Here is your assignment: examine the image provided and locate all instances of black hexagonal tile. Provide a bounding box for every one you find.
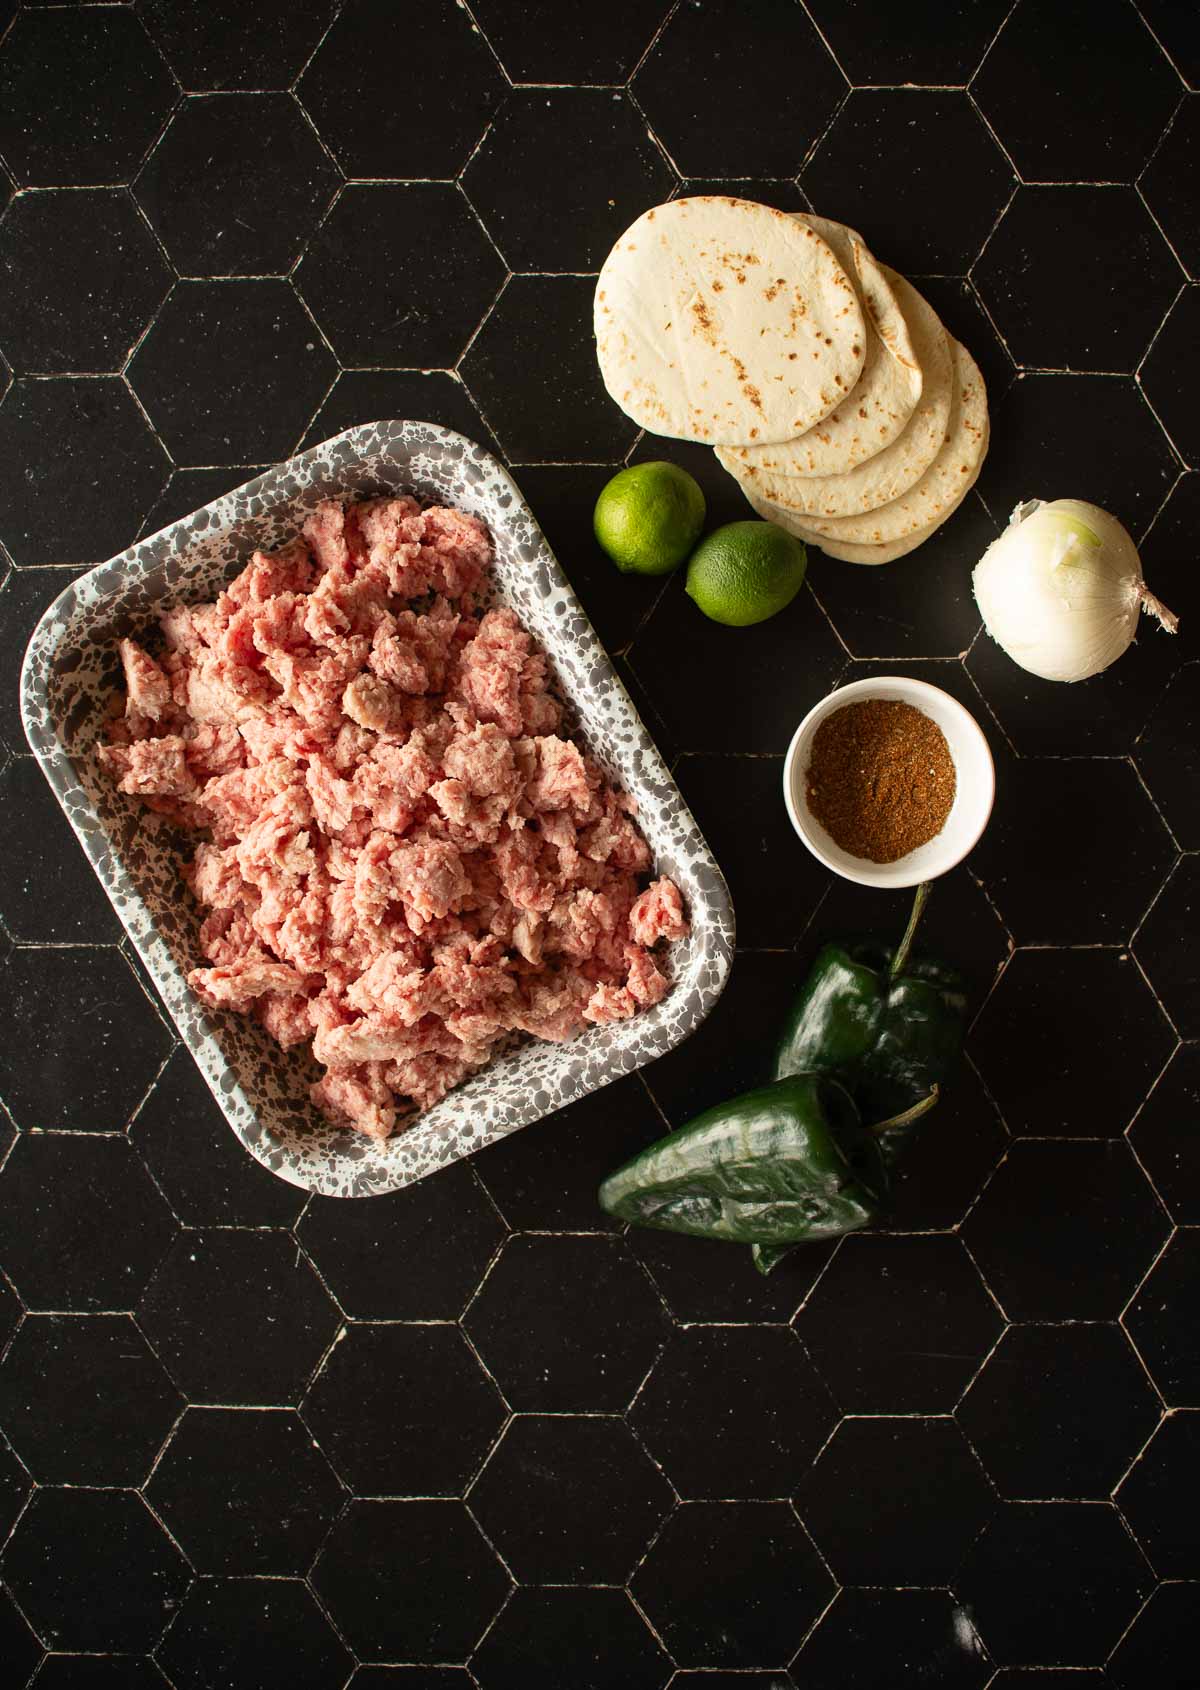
[313,1499,509,1663]
[297,1162,504,1321]
[352,1674,472,1690]
[500,463,664,654]
[137,1229,340,1405]
[0,581,80,746]
[127,280,335,464]
[798,1416,993,1585]
[473,1073,662,1233]
[0,190,171,375]
[910,273,1016,405]
[130,1048,305,1228]
[805,827,1011,1004]
[0,1134,176,1313]
[802,91,1013,276]
[955,1500,1152,1667]
[633,0,843,178]
[1130,1045,1200,1224]
[33,1658,170,1689]
[1142,284,1200,467]
[0,761,122,944]
[871,1059,1008,1234]
[302,1322,504,1497]
[0,946,171,1132]
[1116,1408,1198,1575]
[467,1414,672,1583]
[959,1323,1160,1501]
[140,465,266,540]
[987,1674,1104,1690]
[630,579,845,755]
[300,369,501,457]
[795,1234,1002,1413]
[971,950,1176,1138]
[810,0,1009,83]
[145,1407,344,1575]
[135,93,336,278]
[642,951,813,1129]
[0,378,168,566]
[808,497,992,660]
[470,0,667,84]
[0,1314,182,1486]
[461,275,636,464]
[1136,663,1200,849]
[296,185,504,370]
[793,1589,989,1690]
[463,1234,669,1412]
[630,1225,835,1327]
[297,0,503,179]
[1141,464,1200,637]
[631,1326,836,1501]
[473,1587,668,1690]
[972,0,1182,183]
[2,1488,188,1653]
[0,1434,30,1545]
[632,1501,834,1669]
[975,187,1182,372]
[977,375,1178,541]
[1140,94,1200,278]
[1142,0,1200,82]
[0,1585,40,1690]
[1124,1229,1200,1405]
[963,1141,1170,1321]
[0,9,176,188]
[966,615,1182,762]
[1135,855,1200,1038]
[1107,1581,1198,1690]
[156,1578,353,1690]
[138,0,337,92]
[465,90,672,274]
[673,755,826,949]
[973,767,1176,948]
[667,1676,794,1690]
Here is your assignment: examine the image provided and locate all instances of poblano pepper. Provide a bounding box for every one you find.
[773,881,968,1151]
[598,1073,937,1250]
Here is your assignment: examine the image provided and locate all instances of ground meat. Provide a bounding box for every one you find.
[100,496,688,1140]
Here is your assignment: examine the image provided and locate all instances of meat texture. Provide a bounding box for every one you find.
[99,497,688,1140]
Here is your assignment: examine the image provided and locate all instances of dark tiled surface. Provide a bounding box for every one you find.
[0,5,1195,1684]
[134,93,337,278]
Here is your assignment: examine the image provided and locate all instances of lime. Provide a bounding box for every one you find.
[593,461,706,576]
[685,520,808,627]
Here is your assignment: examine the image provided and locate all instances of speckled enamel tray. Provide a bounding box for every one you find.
[20,422,735,1197]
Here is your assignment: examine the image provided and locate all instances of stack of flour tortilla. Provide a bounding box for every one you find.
[594,197,989,565]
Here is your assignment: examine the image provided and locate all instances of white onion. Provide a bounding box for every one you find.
[972,498,1178,683]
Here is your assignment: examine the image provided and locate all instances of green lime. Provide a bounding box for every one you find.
[593,461,706,576]
[685,520,808,627]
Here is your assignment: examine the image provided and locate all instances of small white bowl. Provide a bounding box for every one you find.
[782,676,995,889]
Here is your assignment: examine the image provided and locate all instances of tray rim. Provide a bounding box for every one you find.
[19,420,735,1195]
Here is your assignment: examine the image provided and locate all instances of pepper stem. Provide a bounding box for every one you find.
[890,881,932,979]
[869,1084,939,1135]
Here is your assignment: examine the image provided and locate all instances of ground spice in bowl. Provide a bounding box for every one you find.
[806,697,956,864]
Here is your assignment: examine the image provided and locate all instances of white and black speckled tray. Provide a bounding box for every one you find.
[20,421,735,1198]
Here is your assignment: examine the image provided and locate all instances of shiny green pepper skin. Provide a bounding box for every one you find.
[598,1074,888,1246]
[774,902,967,1148]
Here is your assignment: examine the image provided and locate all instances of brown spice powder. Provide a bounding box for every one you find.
[806,698,956,864]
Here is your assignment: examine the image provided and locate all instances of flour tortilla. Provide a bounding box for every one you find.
[796,340,988,544]
[721,215,922,477]
[594,197,866,447]
[716,271,952,516]
[744,463,981,564]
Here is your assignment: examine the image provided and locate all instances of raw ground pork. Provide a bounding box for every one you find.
[99,496,688,1141]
